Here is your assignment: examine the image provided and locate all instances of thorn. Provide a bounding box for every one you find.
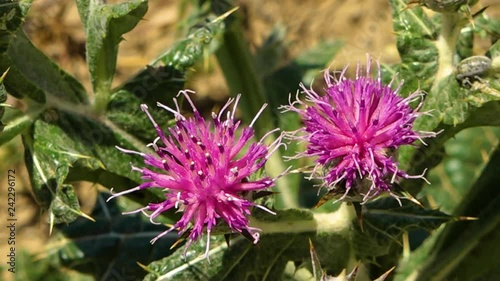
[213,6,239,23]
[309,240,326,280]
[224,234,231,247]
[0,67,10,81]
[308,238,314,250]
[461,4,475,29]
[49,212,55,235]
[404,192,424,208]
[472,6,489,19]
[241,228,257,243]
[374,266,396,281]
[79,211,96,222]
[353,202,364,232]
[393,183,424,207]
[314,190,337,208]
[136,262,153,273]
[456,216,479,221]
[170,238,185,250]
[68,208,96,222]
[346,262,361,279]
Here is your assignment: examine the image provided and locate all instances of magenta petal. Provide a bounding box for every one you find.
[283,57,437,202]
[109,92,280,252]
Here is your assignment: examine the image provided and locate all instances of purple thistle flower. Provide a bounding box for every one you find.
[107,90,282,256]
[282,58,437,202]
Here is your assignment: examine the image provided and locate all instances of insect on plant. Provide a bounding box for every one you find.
[456,55,492,81]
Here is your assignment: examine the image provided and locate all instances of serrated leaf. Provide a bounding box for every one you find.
[146,233,351,281]
[144,235,228,281]
[22,107,180,225]
[0,29,88,104]
[17,0,32,16]
[397,143,500,281]
[389,0,439,94]
[22,108,145,224]
[81,0,147,104]
[397,26,500,196]
[423,127,500,213]
[393,231,436,281]
[75,0,90,28]
[426,75,470,125]
[155,12,226,70]
[309,240,325,281]
[107,66,184,142]
[48,184,84,226]
[23,118,98,223]
[43,193,177,280]
[107,12,229,141]
[353,198,453,260]
[145,208,354,280]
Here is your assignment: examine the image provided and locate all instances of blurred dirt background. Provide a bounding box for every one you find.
[0,0,498,280]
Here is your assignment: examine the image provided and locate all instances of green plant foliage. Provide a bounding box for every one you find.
[0,0,23,54]
[353,198,454,260]
[22,108,142,224]
[390,0,439,95]
[0,0,498,280]
[395,143,500,281]
[423,127,500,213]
[45,193,178,280]
[78,0,148,100]
[0,106,34,145]
[0,29,88,104]
[388,0,500,197]
[107,14,227,141]
[13,250,94,281]
[0,68,7,132]
[144,208,352,281]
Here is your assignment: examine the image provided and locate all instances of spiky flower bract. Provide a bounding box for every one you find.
[282,58,437,202]
[108,90,282,256]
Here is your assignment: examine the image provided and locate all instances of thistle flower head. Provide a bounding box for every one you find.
[108,90,282,256]
[282,58,437,202]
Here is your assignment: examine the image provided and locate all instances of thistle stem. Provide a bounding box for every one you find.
[249,203,356,235]
[434,14,462,83]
